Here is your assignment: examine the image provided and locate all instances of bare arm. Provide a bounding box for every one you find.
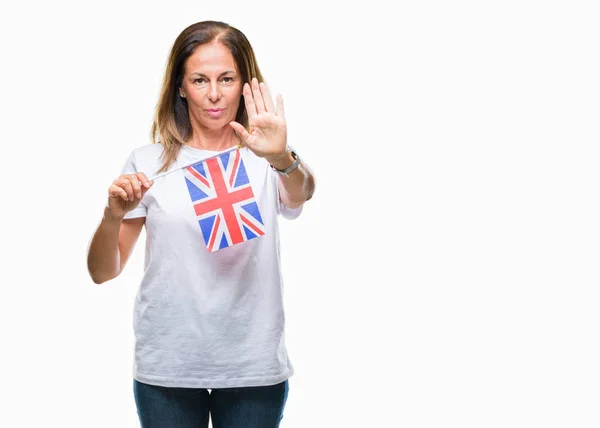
[87,171,153,284]
[229,79,316,209]
[270,152,316,209]
[87,211,145,284]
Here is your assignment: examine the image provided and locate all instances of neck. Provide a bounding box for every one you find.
[186,123,239,151]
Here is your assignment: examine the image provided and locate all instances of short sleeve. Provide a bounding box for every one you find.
[120,150,148,219]
[272,169,303,220]
[279,201,303,220]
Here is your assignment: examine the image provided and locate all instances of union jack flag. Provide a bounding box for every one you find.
[183,149,266,252]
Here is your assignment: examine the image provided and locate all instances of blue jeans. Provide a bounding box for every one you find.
[133,378,289,428]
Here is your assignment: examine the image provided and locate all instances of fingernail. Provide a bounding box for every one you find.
[144,181,150,187]
[137,193,142,198]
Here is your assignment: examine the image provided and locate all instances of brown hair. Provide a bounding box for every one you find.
[151,21,265,173]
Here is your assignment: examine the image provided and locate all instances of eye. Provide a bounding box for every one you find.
[194,78,206,84]
[222,77,234,83]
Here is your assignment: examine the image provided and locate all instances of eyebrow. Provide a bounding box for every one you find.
[190,70,236,77]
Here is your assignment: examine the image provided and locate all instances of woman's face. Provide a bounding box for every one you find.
[180,41,243,130]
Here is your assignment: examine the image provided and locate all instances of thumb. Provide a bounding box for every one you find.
[229,122,253,147]
[140,180,154,197]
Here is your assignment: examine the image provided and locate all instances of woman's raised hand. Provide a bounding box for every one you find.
[229,77,288,162]
[106,172,153,219]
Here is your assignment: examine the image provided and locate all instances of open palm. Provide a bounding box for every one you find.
[229,78,287,160]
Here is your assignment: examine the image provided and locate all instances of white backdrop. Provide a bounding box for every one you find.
[1,0,599,427]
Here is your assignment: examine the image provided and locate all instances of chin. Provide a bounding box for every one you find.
[200,121,224,131]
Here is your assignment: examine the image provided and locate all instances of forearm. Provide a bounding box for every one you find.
[269,152,316,209]
[87,208,123,284]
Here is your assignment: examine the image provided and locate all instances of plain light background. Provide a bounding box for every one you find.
[1,0,598,426]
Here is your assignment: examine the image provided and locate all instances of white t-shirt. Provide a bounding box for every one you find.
[119,143,302,388]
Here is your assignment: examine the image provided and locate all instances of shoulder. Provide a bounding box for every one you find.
[121,143,166,177]
[129,143,165,160]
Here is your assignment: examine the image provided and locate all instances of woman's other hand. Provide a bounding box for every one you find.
[106,172,153,219]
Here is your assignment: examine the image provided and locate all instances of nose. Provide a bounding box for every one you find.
[207,82,221,102]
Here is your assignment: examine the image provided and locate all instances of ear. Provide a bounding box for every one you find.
[179,87,186,98]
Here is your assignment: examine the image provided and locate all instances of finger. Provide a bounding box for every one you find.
[140,182,153,197]
[126,175,143,199]
[136,172,153,188]
[118,177,134,201]
[259,82,274,113]
[243,83,257,118]
[251,78,266,114]
[276,94,285,119]
[109,184,129,201]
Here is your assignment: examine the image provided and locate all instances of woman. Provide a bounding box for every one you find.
[87,20,315,428]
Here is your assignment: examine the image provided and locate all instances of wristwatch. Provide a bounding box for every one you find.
[270,148,301,177]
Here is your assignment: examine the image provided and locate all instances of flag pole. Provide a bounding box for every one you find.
[149,144,243,182]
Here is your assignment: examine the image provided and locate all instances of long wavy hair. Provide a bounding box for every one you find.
[151,21,265,173]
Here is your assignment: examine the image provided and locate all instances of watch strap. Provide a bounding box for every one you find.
[270,149,301,177]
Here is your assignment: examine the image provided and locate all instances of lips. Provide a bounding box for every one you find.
[206,108,224,118]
